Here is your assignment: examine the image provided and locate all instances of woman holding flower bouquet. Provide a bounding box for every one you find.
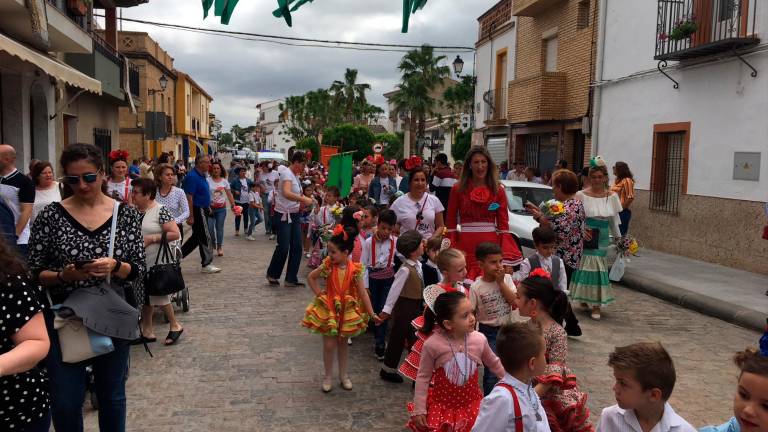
[445,146,523,283]
[568,157,622,320]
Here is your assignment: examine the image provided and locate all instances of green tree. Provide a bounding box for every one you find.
[330,68,371,123]
[281,89,339,142]
[392,45,450,155]
[229,124,245,143]
[451,128,471,162]
[296,136,320,161]
[376,133,403,161]
[219,132,234,148]
[322,124,375,161]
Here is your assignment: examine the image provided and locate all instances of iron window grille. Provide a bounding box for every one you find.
[93,128,112,167]
[650,132,685,213]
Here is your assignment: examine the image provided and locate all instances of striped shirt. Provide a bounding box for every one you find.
[611,178,635,209]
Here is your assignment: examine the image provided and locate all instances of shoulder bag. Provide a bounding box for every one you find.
[146,230,185,296]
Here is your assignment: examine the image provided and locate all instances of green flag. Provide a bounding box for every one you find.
[327,153,353,198]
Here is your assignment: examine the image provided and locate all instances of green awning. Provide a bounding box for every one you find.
[201,0,427,32]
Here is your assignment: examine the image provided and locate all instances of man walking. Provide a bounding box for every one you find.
[0,144,35,257]
[181,154,221,273]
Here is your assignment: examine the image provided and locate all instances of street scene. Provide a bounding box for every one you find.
[1,1,767,432]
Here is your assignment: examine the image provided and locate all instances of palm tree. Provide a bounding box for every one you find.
[393,45,450,155]
[330,68,371,123]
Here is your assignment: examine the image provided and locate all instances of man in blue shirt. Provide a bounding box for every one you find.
[181,154,220,273]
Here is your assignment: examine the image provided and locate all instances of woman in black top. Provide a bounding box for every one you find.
[0,239,50,431]
[28,144,145,432]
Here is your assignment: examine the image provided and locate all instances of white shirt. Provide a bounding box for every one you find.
[260,170,279,194]
[313,205,336,227]
[31,183,61,225]
[236,178,250,203]
[274,165,301,214]
[515,253,569,293]
[472,373,551,432]
[360,234,397,288]
[382,259,422,315]
[469,274,521,327]
[247,191,261,207]
[106,178,131,202]
[389,193,444,240]
[506,171,527,182]
[596,403,697,432]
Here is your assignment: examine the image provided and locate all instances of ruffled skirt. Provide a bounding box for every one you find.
[406,368,482,432]
[300,293,369,338]
[537,368,593,432]
[569,254,614,306]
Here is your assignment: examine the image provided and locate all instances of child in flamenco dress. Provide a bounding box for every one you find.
[407,291,506,432]
[399,247,469,381]
[515,269,593,432]
[300,224,376,393]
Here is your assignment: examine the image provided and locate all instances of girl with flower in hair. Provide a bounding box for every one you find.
[106,150,132,205]
[300,223,375,393]
[445,146,523,283]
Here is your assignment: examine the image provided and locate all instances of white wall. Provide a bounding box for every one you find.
[474,21,516,129]
[597,0,768,202]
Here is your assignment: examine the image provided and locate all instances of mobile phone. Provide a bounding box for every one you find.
[74,259,94,269]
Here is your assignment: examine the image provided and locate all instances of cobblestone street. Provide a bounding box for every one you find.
[84,225,760,431]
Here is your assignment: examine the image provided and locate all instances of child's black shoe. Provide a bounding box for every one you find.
[379,369,404,383]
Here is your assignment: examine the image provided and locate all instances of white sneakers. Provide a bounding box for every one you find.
[246,235,256,241]
[201,265,221,274]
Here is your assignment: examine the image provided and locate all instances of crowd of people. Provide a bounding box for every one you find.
[0,140,765,432]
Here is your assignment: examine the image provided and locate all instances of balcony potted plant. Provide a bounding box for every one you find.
[67,0,89,16]
[668,15,698,41]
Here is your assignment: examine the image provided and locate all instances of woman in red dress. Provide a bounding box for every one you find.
[445,146,523,283]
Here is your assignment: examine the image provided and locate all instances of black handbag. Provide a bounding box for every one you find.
[583,228,600,250]
[146,231,185,296]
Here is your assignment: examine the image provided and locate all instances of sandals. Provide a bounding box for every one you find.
[340,377,353,391]
[217,248,224,257]
[165,328,184,345]
[321,378,332,393]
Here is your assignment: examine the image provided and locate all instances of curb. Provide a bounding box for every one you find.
[620,272,765,333]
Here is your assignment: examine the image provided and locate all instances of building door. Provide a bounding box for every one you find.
[494,50,508,120]
[524,133,559,174]
[571,130,585,170]
[93,128,112,167]
[485,135,509,167]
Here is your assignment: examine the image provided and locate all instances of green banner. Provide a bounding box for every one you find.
[327,153,353,198]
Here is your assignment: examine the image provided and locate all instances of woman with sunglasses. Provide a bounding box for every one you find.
[389,166,445,241]
[27,144,145,432]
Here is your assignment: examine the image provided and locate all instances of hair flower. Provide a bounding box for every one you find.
[353,210,365,221]
[332,224,345,237]
[488,202,500,211]
[530,268,551,279]
[108,149,129,162]
[403,155,423,171]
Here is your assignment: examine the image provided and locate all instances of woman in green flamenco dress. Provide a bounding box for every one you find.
[569,157,622,320]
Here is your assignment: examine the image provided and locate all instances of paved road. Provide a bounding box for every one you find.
[83,223,759,431]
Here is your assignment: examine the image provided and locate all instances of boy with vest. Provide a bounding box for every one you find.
[515,226,567,293]
[360,209,398,361]
[375,230,425,383]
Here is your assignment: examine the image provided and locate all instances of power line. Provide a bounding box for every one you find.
[96,15,476,53]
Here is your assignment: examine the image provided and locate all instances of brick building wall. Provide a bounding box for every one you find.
[479,0,512,41]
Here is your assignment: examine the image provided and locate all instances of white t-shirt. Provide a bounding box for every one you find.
[469,274,524,327]
[248,191,261,207]
[207,177,230,209]
[260,171,279,195]
[390,193,444,239]
[106,179,131,202]
[236,178,250,203]
[274,165,301,214]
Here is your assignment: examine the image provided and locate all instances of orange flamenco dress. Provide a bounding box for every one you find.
[445,183,523,283]
[300,257,369,338]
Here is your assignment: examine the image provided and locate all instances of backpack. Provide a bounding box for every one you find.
[0,197,17,247]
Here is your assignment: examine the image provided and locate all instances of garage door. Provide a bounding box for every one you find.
[485,136,508,166]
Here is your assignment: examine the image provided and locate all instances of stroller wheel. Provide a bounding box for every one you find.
[181,287,190,312]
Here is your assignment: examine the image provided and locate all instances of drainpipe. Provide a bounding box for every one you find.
[591,0,609,157]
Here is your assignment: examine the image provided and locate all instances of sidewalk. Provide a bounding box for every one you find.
[620,249,768,332]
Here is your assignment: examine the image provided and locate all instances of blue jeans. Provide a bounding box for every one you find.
[368,276,393,348]
[234,202,250,233]
[44,310,130,432]
[267,212,302,283]
[247,207,262,235]
[261,193,273,234]
[479,323,500,396]
[207,207,227,248]
[618,208,632,237]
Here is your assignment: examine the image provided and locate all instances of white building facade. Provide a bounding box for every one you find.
[256,98,295,156]
[593,0,768,274]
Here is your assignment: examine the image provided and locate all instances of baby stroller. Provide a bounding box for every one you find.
[164,243,190,317]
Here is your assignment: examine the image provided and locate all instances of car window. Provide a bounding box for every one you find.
[505,187,554,212]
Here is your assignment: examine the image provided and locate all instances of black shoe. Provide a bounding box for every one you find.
[565,322,583,337]
[379,369,403,383]
[375,346,386,361]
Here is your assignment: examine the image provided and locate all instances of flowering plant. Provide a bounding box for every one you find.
[469,186,491,204]
[666,15,698,41]
[616,236,640,257]
[539,199,566,217]
[330,204,343,220]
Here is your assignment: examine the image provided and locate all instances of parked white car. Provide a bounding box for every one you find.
[501,180,554,249]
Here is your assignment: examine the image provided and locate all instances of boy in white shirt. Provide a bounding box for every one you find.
[360,209,398,361]
[597,342,696,432]
[470,242,525,396]
[516,226,568,293]
[245,183,263,240]
[472,322,550,432]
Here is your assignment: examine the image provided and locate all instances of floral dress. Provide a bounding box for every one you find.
[535,323,593,432]
[300,257,368,337]
[446,184,523,282]
[548,198,587,270]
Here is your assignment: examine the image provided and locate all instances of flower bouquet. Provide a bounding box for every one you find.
[616,236,640,257]
[539,199,566,217]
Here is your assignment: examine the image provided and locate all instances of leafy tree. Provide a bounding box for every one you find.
[442,75,475,135]
[281,89,339,142]
[451,128,471,162]
[330,68,371,123]
[376,133,403,161]
[296,136,320,161]
[392,45,450,155]
[219,132,234,148]
[322,124,375,161]
[230,124,245,143]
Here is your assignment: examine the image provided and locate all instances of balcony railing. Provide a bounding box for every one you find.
[128,62,140,98]
[482,88,508,123]
[46,0,89,31]
[655,0,760,61]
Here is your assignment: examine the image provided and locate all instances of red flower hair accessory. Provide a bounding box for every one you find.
[403,155,423,171]
[530,268,551,279]
[108,150,129,163]
[353,210,364,221]
[332,224,348,240]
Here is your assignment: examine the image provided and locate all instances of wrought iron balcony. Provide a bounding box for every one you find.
[655,0,760,61]
[482,88,508,124]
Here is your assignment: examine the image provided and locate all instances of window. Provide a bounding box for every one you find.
[544,37,558,72]
[186,95,190,116]
[577,0,590,29]
[650,123,690,213]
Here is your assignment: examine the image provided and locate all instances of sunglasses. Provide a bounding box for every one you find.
[414,202,424,222]
[63,172,100,185]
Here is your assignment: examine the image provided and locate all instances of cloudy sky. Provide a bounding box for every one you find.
[112,0,497,131]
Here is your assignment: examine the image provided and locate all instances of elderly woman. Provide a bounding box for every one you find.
[569,157,622,320]
[0,238,51,431]
[155,163,190,239]
[28,143,145,431]
[389,166,445,240]
[131,178,183,346]
[30,161,61,226]
[445,146,523,283]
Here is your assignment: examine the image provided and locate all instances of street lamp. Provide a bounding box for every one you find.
[452,55,464,77]
[158,74,168,91]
